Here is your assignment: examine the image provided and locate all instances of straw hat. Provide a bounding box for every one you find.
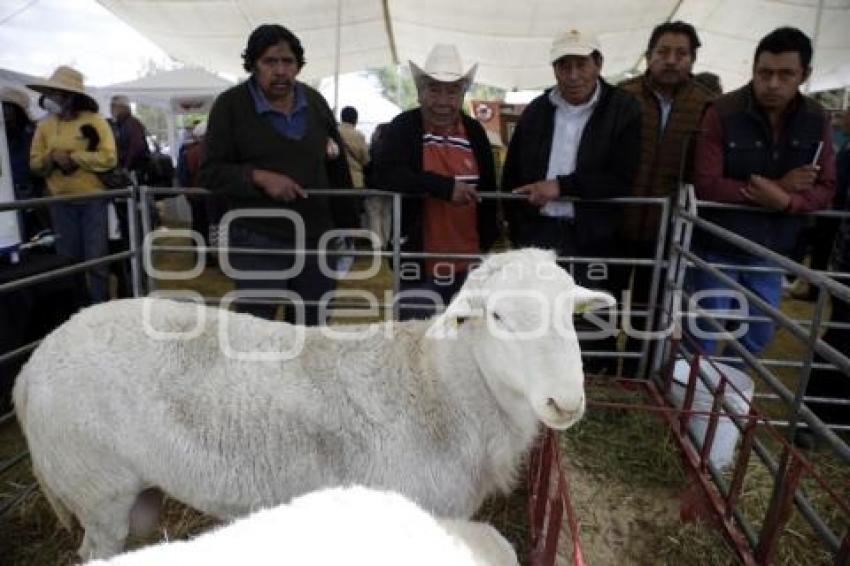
[28,65,92,99]
[550,29,602,63]
[410,44,477,86]
[0,86,32,118]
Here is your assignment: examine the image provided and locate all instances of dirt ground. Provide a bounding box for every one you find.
[558,459,681,565]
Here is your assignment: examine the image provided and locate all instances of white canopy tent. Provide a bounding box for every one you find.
[95,0,850,94]
[96,67,234,161]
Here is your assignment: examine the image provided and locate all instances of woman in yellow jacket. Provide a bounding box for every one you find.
[28,66,117,303]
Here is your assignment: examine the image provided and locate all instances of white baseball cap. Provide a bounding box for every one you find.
[550,29,602,63]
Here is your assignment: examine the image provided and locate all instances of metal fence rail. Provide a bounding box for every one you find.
[1,183,848,565]
[652,184,850,563]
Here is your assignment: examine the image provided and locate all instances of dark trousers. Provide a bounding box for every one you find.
[805,294,850,426]
[109,202,133,299]
[621,241,667,376]
[49,200,109,304]
[188,193,229,246]
[517,217,626,376]
[226,226,335,325]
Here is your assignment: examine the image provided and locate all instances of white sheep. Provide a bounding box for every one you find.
[86,485,518,566]
[13,248,614,559]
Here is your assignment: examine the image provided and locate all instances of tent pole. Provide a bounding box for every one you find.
[806,0,825,94]
[333,0,342,116]
[396,63,402,108]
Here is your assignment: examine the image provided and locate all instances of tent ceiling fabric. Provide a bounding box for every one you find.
[96,0,850,92]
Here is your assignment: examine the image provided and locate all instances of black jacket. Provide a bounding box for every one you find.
[368,108,501,270]
[200,81,358,241]
[502,80,642,251]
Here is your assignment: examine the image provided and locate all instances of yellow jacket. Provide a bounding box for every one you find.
[339,122,370,188]
[30,111,117,196]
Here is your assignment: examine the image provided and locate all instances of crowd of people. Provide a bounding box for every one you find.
[2,21,849,430]
[1,68,174,302]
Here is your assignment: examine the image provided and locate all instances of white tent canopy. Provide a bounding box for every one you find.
[95,0,850,93]
[96,67,234,160]
[95,67,233,112]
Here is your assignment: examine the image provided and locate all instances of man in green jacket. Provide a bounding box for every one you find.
[201,24,358,324]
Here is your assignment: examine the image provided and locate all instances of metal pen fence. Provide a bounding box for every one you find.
[1,181,849,564]
[651,183,850,563]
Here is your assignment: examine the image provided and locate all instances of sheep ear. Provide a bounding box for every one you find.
[426,292,483,338]
[573,286,616,313]
[441,291,482,324]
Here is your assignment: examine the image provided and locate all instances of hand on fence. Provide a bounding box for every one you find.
[513,179,560,207]
[776,165,819,194]
[252,169,308,202]
[451,181,480,205]
[742,175,792,211]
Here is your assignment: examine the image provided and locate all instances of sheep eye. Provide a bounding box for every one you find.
[491,312,502,322]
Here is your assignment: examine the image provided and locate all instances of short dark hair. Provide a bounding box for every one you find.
[694,71,722,95]
[754,27,813,70]
[242,24,306,73]
[590,51,603,66]
[70,93,99,114]
[340,106,358,125]
[647,21,702,58]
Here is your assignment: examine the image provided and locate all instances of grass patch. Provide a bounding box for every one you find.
[564,385,686,489]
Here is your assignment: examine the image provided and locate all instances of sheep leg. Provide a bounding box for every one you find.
[129,488,163,537]
[76,491,138,560]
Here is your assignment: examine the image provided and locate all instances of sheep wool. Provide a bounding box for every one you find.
[14,248,616,559]
[85,485,519,566]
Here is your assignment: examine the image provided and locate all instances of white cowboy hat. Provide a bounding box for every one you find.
[410,44,477,86]
[550,28,602,63]
[28,65,94,100]
[0,86,33,119]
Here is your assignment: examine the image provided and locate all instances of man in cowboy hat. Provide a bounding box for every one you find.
[369,44,500,318]
[502,29,642,374]
[28,65,116,304]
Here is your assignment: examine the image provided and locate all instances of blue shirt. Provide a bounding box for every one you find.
[247,78,308,140]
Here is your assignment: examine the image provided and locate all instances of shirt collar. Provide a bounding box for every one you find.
[248,77,307,115]
[423,114,464,136]
[549,81,601,112]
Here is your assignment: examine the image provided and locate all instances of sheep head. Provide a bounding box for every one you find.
[429,248,615,430]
